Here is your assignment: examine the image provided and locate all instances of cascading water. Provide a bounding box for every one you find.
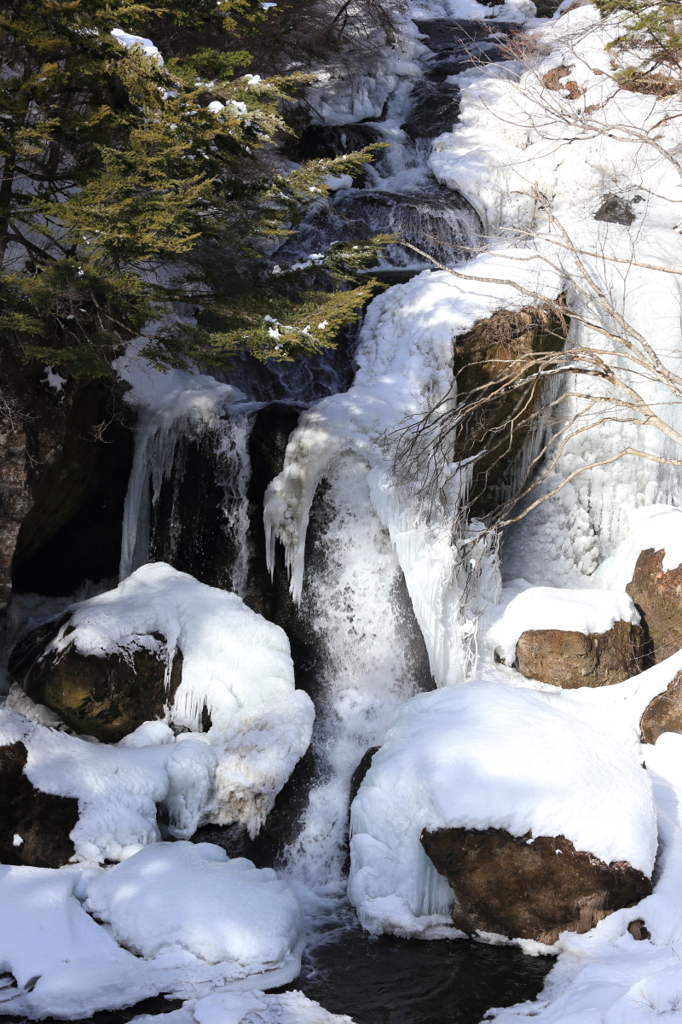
[109,15,557,1021]
[279,451,433,888]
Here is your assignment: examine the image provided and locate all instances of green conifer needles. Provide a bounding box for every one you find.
[0,0,388,380]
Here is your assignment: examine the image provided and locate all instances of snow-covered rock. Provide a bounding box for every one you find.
[83,842,303,967]
[11,563,314,837]
[0,708,216,863]
[131,989,355,1024]
[348,681,656,938]
[488,586,644,687]
[595,507,682,663]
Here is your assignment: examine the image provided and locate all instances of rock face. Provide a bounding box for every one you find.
[454,304,567,518]
[422,827,652,945]
[9,616,183,743]
[0,741,79,867]
[0,345,133,605]
[515,620,645,687]
[640,671,682,744]
[627,548,682,663]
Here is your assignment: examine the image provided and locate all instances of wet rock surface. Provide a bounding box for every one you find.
[422,826,652,944]
[0,343,133,607]
[401,80,460,140]
[0,741,78,868]
[9,617,183,742]
[627,548,682,663]
[640,670,682,744]
[515,619,646,687]
[415,19,517,82]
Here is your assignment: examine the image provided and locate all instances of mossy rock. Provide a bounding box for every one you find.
[9,615,182,743]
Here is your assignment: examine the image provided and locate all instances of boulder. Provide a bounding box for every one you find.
[422,826,651,945]
[640,671,682,744]
[627,548,682,663]
[9,615,183,743]
[0,741,79,867]
[515,619,646,688]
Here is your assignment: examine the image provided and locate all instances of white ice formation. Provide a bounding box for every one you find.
[40,563,314,838]
[264,252,562,689]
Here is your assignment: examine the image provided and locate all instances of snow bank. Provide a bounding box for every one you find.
[131,990,354,1024]
[0,709,215,863]
[593,505,682,591]
[265,253,561,686]
[44,563,314,837]
[84,842,302,967]
[348,680,656,937]
[0,848,305,1019]
[488,586,640,665]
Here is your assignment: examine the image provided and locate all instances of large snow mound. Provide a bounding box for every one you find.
[487,586,640,665]
[84,842,303,967]
[0,850,305,1019]
[593,505,682,591]
[44,563,314,836]
[348,681,656,937]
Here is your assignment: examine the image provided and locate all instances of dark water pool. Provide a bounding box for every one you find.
[283,919,555,1024]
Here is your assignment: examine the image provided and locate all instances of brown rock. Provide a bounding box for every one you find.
[515,619,646,688]
[627,548,682,663]
[0,741,79,867]
[640,670,682,744]
[422,826,651,945]
[9,617,183,743]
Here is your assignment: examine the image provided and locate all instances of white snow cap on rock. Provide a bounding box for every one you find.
[594,505,682,591]
[44,563,314,837]
[84,842,303,967]
[488,586,640,665]
[348,681,656,938]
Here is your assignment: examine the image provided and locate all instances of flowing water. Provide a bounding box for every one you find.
[30,15,557,1023]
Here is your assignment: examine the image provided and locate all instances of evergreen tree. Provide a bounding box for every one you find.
[0,0,387,381]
